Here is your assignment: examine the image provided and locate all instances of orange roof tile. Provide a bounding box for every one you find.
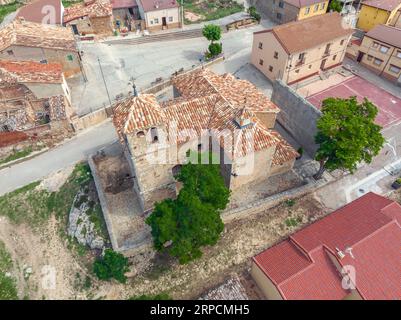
[64,0,113,23]
[0,61,63,84]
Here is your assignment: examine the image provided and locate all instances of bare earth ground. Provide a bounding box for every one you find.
[0,164,331,300]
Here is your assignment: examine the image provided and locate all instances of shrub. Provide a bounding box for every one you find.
[93,249,129,283]
[248,6,261,22]
[208,42,222,57]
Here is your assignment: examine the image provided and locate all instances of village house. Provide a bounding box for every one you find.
[0,60,74,133]
[347,24,401,85]
[0,18,82,78]
[251,12,353,85]
[256,0,328,24]
[136,0,181,32]
[251,192,401,300]
[16,0,64,25]
[356,0,401,32]
[63,0,114,37]
[111,0,144,32]
[112,68,298,212]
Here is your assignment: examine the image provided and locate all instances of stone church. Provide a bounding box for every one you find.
[112,69,298,212]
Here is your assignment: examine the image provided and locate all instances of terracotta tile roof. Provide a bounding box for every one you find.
[16,0,63,24]
[172,69,280,114]
[254,12,353,54]
[111,0,137,9]
[64,0,113,23]
[113,70,297,161]
[366,24,401,49]
[253,192,401,300]
[138,0,179,12]
[0,18,77,52]
[0,61,63,84]
[362,0,401,11]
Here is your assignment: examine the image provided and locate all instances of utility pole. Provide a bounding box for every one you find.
[181,0,184,30]
[97,57,112,107]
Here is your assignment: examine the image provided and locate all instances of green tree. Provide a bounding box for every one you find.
[202,24,222,42]
[146,153,230,264]
[93,249,129,283]
[202,24,223,58]
[314,97,385,179]
[248,6,261,22]
[329,0,342,12]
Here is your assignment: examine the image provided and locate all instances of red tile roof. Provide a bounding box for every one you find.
[254,12,353,54]
[253,192,401,300]
[16,0,63,24]
[111,0,137,9]
[64,0,112,23]
[0,61,63,84]
[112,69,298,161]
[363,0,401,11]
[138,0,179,12]
[366,24,401,49]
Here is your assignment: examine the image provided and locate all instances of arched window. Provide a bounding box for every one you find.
[151,127,158,143]
[197,143,202,152]
[136,131,145,138]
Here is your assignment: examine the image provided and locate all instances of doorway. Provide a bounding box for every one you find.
[71,24,79,35]
[162,17,167,27]
[320,59,327,70]
[357,51,364,62]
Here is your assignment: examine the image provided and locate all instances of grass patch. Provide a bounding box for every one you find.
[285,216,302,227]
[0,147,33,166]
[0,163,91,228]
[61,0,83,8]
[0,241,18,300]
[0,2,21,24]
[184,0,243,24]
[129,293,172,300]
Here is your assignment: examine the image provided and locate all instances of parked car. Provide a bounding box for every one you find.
[391,178,401,189]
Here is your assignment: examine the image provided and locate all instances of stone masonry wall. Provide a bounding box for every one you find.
[272,79,321,157]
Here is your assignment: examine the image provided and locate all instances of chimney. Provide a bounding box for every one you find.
[336,247,345,259]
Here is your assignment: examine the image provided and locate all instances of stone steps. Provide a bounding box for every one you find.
[103,28,205,46]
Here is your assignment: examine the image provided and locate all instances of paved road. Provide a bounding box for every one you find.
[0,120,117,196]
[68,19,276,115]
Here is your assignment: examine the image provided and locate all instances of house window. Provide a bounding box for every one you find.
[321,2,325,9]
[397,51,401,59]
[389,65,401,74]
[6,50,13,55]
[373,58,383,66]
[150,20,153,24]
[259,59,264,66]
[150,127,158,143]
[308,64,312,69]
[154,18,159,24]
[299,52,305,60]
[333,55,337,60]
[295,69,300,73]
[340,39,345,46]
[277,12,282,20]
[67,54,73,61]
[367,55,373,61]
[372,42,380,49]
[314,4,319,11]
[269,65,273,72]
[169,16,173,22]
[40,59,48,64]
[279,1,284,8]
[258,42,263,49]
[274,51,278,59]
[136,131,145,138]
[305,7,310,14]
[379,45,389,53]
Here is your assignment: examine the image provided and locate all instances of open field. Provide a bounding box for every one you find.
[184,0,244,24]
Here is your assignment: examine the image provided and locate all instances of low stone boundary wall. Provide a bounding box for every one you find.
[221,178,327,224]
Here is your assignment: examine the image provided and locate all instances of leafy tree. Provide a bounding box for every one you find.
[314,97,384,179]
[329,0,342,12]
[146,152,230,264]
[248,6,261,22]
[202,24,223,58]
[202,24,222,43]
[93,249,129,283]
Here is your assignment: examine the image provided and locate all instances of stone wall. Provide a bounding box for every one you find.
[272,79,321,157]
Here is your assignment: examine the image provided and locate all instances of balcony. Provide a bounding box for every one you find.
[295,58,305,66]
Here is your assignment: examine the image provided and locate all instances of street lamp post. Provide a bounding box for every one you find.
[181,0,184,30]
